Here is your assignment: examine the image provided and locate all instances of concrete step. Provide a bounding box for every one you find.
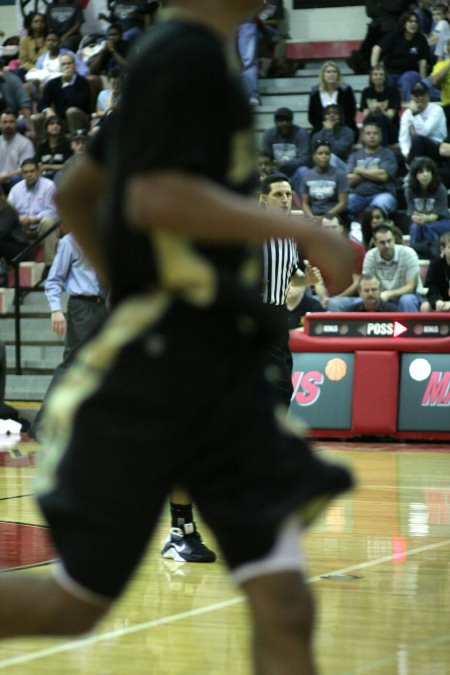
[6,344,64,370]
[5,374,53,402]
[1,317,65,344]
[260,93,311,108]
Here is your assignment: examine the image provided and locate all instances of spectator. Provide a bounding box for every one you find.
[88,24,129,76]
[405,157,450,255]
[360,64,401,146]
[45,0,84,52]
[362,224,425,310]
[421,231,450,311]
[311,104,354,170]
[0,185,28,283]
[17,13,48,78]
[237,18,260,105]
[98,0,147,43]
[433,5,450,60]
[414,0,433,36]
[55,129,88,184]
[35,115,73,180]
[308,60,358,140]
[256,0,285,74]
[317,215,365,311]
[7,158,59,267]
[29,231,107,441]
[261,107,311,196]
[33,53,91,141]
[0,58,33,134]
[352,273,398,311]
[430,36,450,126]
[256,150,273,182]
[95,68,122,117]
[398,82,447,165]
[427,3,450,60]
[0,111,35,193]
[360,204,403,248]
[371,11,429,101]
[300,139,349,219]
[286,283,324,329]
[346,0,410,74]
[347,121,398,219]
[25,31,88,87]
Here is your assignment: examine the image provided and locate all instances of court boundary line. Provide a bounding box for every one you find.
[0,537,449,669]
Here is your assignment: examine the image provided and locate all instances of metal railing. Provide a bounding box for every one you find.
[11,222,60,375]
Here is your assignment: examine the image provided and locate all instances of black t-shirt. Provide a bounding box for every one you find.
[35,139,73,178]
[380,31,429,74]
[110,0,147,31]
[46,1,83,36]
[103,20,257,306]
[360,85,401,115]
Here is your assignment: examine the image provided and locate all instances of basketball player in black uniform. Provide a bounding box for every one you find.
[0,2,355,672]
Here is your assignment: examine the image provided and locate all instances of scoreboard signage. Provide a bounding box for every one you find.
[289,352,354,429]
[398,354,450,431]
[306,317,450,339]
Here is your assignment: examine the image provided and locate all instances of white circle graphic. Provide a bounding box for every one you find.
[409,358,431,382]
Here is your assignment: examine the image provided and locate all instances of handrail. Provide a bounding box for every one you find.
[11,221,60,375]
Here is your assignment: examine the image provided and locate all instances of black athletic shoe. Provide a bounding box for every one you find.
[161,526,217,563]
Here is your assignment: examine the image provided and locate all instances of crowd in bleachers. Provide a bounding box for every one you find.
[251,0,450,317]
[0,0,449,317]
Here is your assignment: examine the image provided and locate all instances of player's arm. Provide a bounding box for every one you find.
[55,155,107,282]
[126,171,354,295]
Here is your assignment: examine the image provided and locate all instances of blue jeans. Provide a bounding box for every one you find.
[389,72,421,102]
[410,219,450,245]
[237,22,259,101]
[327,297,359,312]
[396,294,422,312]
[348,192,397,218]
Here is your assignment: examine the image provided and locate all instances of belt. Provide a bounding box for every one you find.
[70,295,105,304]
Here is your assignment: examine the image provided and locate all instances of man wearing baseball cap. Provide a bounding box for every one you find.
[261,107,312,197]
[399,81,447,164]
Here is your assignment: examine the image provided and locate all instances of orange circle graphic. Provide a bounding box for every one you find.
[325,357,347,381]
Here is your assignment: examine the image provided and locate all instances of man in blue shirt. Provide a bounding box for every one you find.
[7,158,59,266]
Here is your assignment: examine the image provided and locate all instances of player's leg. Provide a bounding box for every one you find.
[0,574,109,638]
[232,517,316,675]
[161,486,216,563]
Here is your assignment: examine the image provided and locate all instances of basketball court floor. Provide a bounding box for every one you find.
[0,438,449,674]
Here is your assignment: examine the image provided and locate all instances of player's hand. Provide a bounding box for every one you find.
[436,300,450,311]
[51,311,67,336]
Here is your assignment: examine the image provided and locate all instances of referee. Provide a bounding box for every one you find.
[260,173,321,406]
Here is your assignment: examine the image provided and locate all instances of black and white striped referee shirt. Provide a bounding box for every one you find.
[262,237,300,306]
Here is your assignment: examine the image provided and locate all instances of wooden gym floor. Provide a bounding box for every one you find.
[0,438,449,674]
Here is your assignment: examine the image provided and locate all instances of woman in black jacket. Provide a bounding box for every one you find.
[308,60,358,141]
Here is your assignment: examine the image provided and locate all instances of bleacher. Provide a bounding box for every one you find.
[0,33,438,410]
